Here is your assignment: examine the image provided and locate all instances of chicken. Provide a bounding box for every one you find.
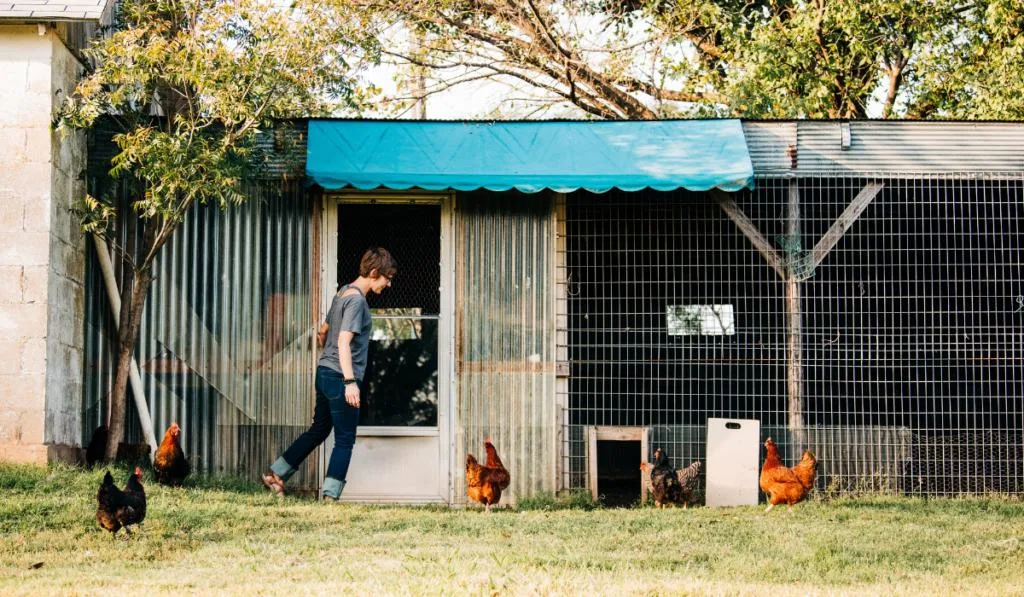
[484,439,510,491]
[641,459,703,508]
[119,467,147,532]
[153,422,190,486]
[466,439,510,511]
[675,461,703,508]
[86,425,148,466]
[759,437,814,513]
[96,470,124,535]
[96,467,147,537]
[793,449,818,493]
[85,424,108,468]
[648,447,682,508]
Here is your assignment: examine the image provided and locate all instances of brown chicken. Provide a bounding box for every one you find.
[466,439,510,511]
[793,449,818,493]
[484,439,511,491]
[641,459,703,507]
[96,467,147,537]
[759,437,815,513]
[154,422,190,487]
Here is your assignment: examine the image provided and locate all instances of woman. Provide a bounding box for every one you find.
[262,247,396,500]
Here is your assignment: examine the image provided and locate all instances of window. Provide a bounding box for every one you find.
[666,304,736,336]
[338,202,441,427]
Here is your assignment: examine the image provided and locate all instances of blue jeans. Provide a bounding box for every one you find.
[270,366,361,499]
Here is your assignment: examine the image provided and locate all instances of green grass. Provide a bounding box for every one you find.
[2,463,1023,595]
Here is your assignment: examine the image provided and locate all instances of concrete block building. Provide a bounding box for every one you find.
[0,1,112,463]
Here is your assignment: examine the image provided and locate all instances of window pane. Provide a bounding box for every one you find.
[360,316,438,427]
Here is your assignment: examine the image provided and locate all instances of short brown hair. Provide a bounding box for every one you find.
[359,247,397,278]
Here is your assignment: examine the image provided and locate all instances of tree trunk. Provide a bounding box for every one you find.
[103,265,154,462]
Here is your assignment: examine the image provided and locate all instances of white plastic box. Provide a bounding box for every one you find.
[705,418,760,506]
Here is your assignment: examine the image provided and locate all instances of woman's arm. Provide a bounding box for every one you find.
[338,330,359,408]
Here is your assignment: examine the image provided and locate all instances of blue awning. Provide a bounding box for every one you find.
[306,119,754,194]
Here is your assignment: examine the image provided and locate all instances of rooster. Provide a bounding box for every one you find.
[759,437,815,513]
[96,467,147,537]
[648,448,682,508]
[641,460,703,508]
[466,438,510,511]
[154,422,190,487]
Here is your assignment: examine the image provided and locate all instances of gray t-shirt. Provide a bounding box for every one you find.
[318,284,372,379]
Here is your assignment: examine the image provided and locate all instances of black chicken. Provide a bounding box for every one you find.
[85,425,107,468]
[95,467,147,537]
[649,447,682,508]
[96,470,123,534]
[120,466,147,531]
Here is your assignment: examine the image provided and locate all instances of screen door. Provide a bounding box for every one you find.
[320,194,452,503]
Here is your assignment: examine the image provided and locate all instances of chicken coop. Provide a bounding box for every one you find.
[82,119,1024,505]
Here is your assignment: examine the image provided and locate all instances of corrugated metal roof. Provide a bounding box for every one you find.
[95,118,1024,182]
[254,123,306,180]
[0,0,110,21]
[793,121,1024,176]
[742,121,796,174]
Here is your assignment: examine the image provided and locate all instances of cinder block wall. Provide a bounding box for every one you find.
[0,25,85,464]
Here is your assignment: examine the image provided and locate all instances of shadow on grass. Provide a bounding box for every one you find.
[0,461,269,498]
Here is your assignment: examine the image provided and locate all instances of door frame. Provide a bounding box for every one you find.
[320,190,456,502]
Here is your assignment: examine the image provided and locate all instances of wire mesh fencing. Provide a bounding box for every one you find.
[561,174,1024,498]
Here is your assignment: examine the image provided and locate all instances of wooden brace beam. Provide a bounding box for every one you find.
[712,190,786,280]
[809,182,885,269]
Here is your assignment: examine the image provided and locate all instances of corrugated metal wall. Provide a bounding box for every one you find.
[743,120,1024,176]
[82,181,320,488]
[455,191,557,503]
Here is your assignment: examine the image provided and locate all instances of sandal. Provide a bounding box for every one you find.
[261,470,285,496]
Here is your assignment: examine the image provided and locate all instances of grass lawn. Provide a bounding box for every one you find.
[1,463,1023,595]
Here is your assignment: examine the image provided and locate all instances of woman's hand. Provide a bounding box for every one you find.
[345,382,360,408]
[316,322,329,349]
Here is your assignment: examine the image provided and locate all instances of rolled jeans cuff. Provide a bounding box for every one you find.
[270,457,297,482]
[323,477,346,500]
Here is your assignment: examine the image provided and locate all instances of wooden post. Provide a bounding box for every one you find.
[554,193,569,491]
[640,427,650,505]
[714,182,884,451]
[786,181,805,448]
[587,426,598,501]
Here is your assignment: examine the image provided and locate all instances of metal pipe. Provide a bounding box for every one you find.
[91,233,158,462]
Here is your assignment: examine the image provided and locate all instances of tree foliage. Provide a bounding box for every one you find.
[57,0,375,461]
[349,0,1024,119]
